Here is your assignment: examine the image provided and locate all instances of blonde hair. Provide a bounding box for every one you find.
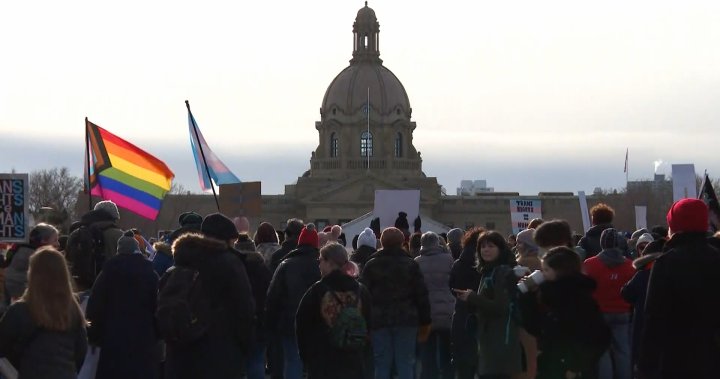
[22,247,85,331]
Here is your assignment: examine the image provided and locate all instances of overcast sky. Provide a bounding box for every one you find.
[2,0,719,195]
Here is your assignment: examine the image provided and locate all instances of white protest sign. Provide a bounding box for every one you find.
[373,190,421,231]
[635,206,648,230]
[510,199,542,234]
[578,191,591,233]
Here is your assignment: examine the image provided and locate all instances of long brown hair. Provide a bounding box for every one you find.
[21,247,85,331]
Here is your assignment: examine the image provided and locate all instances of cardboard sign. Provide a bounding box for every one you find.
[635,206,648,230]
[218,182,262,218]
[510,199,542,234]
[0,174,29,243]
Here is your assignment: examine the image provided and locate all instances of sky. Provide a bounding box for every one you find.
[2,0,720,195]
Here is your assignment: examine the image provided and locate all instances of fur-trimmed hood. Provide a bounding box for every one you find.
[153,241,173,258]
[172,232,231,267]
[632,252,663,270]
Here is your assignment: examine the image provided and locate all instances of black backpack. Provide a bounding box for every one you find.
[156,265,213,344]
[66,225,107,287]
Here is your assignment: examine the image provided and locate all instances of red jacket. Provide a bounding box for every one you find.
[583,255,635,313]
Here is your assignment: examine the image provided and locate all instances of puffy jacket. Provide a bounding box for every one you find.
[360,247,431,330]
[415,245,455,330]
[639,232,720,379]
[0,301,87,379]
[265,244,321,336]
[583,255,634,313]
[270,238,298,273]
[164,233,256,379]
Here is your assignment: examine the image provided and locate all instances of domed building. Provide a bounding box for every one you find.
[262,2,444,227]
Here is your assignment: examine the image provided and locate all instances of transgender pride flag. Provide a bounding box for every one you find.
[186,101,241,192]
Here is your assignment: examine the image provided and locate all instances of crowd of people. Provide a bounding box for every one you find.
[1,198,719,379]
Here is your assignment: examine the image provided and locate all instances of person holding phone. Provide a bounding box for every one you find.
[454,231,522,379]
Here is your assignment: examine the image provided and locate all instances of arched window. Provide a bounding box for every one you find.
[330,133,338,158]
[361,131,373,157]
[395,133,403,157]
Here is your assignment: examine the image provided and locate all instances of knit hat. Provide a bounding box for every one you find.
[298,223,319,248]
[600,228,622,249]
[516,228,538,249]
[667,198,709,233]
[94,200,120,220]
[202,213,240,241]
[631,228,649,241]
[357,228,377,249]
[447,228,463,245]
[380,227,405,250]
[643,239,666,255]
[117,230,140,255]
[178,211,203,227]
[235,233,257,251]
[330,225,343,239]
[636,233,654,246]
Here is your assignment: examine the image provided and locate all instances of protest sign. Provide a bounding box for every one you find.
[672,164,697,201]
[510,199,542,234]
[0,173,29,243]
[373,190,420,230]
[578,191,591,232]
[635,206,648,230]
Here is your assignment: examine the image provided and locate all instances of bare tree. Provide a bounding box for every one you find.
[29,167,83,231]
[169,182,191,195]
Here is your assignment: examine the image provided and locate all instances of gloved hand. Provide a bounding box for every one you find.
[417,324,432,343]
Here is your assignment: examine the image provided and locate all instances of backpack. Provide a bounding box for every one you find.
[326,287,368,352]
[67,225,107,287]
[156,265,213,344]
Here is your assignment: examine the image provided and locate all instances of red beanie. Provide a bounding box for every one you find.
[297,224,319,248]
[667,198,708,233]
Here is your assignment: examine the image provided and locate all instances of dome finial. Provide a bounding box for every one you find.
[365,1,368,6]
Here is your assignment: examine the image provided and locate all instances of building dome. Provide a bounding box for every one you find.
[321,2,410,118]
[322,63,411,117]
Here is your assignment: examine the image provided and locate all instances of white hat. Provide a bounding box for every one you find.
[637,233,654,246]
[94,200,120,220]
[357,228,377,249]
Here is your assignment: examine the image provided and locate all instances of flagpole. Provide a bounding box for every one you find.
[185,100,221,213]
[367,87,370,173]
[85,117,93,212]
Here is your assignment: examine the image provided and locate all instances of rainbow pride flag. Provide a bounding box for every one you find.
[86,120,174,220]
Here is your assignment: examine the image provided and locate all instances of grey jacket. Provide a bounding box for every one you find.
[4,245,35,299]
[415,246,455,330]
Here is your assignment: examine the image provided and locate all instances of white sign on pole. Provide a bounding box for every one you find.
[671,164,697,202]
[634,206,648,230]
[373,190,421,230]
[509,199,542,234]
[578,191,591,233]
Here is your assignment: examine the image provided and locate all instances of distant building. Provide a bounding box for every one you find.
[627,174,671,192]
[457,180,495,195]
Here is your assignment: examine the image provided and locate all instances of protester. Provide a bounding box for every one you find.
[65,201,124,289]
[515,228,541,271]
[255,222,280,267]
[4,223,60,304]
[627,228,649,258]
[446,228,464,260]
[86,230,160,379]
[360,227,431,379]
[621,238,665,374]
[522,247,610,379]
[235,231,272,379]
[408,232,422,257]
[583,228,634,379]
[0,247,87,379]
[448,227,484,379]
[415,232,455,379]
[533,219,587,259]
[296,243,372,379]
[507,234,517,249]
[454,231,523,379]
[350,227,377,273]
[639,199,720,378]
[270,218,304,272]
[634,233,653,257]
[527,218,544,229]
[162,213,255,379]
[579,203,627,258]
[266,224,322,379]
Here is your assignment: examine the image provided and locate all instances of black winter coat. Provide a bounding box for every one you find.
[620,252,662,367]
[235,250,272,344]
[86,252,160,379]
[525,274,610,379]
[0,301,87,379]
[164,234,256,379]
[296,270,372,379]
[359,247,431,330]
[578,224,628,258]
[350,245,376,273]
[449,244,481,364]
[270,238,298,273]
[266,244,321,336]
[639,232,720,379]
